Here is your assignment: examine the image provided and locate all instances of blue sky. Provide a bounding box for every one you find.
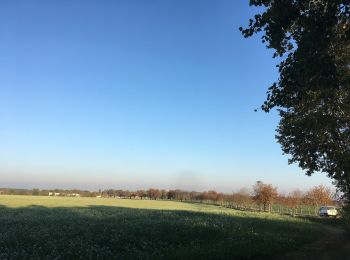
[0,0,333,192]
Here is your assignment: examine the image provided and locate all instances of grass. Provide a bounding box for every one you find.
[0,195,332,259]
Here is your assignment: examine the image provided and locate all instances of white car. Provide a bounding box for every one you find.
[319,206,338,217]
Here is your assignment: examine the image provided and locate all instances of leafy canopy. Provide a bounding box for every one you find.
[240,1,350,199]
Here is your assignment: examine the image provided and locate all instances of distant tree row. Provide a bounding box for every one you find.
[0,182,335,215]
[0,188,98,197]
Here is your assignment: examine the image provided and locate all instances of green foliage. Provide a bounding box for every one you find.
[340,204,350,227]
[241,1,350,202]
[0,196,324,259]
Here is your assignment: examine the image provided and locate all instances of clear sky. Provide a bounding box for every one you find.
[0,0,333,193]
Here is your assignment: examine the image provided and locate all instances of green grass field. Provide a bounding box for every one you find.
[0,195,329,259]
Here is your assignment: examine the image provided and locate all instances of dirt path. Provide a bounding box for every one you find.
[279,226,350,260]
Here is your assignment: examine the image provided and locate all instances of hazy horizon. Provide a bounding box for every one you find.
[1,167,333,194]
[1,0,333,193]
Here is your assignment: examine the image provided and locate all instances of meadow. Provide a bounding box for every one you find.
[0,195,334,259]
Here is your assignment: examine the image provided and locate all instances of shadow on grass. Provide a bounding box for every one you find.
[0,204,328,259]
[295,215,344,227]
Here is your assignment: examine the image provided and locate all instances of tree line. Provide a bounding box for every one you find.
[0,181,335,215]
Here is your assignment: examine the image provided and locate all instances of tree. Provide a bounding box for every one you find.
[160,189,168,200]
[32,188,40,196]
[232,188,252,209]
[306,185,333,214]
[167,190,176,200]
[105,189,115,197]
[206,190,219,202]
[136,190,147,199]
[147,188,161,200]
[253,181,278,212]
[174,190,190,201]
[241,1,350,203]
[286,189,303,215]
[189,191,201,201]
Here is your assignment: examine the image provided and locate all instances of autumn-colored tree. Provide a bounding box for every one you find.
[306,185,333,215]
[232,188,252,209]
[160,189,167,200]
[167,190,176,200]
[286,189,303,216]
[253,181,278,212]
[206,190,219,202]
[216,192,225,205]
[147,189,161,200]
[136,190,147,199]
[189,191,201,201]
[174,190,190,201]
